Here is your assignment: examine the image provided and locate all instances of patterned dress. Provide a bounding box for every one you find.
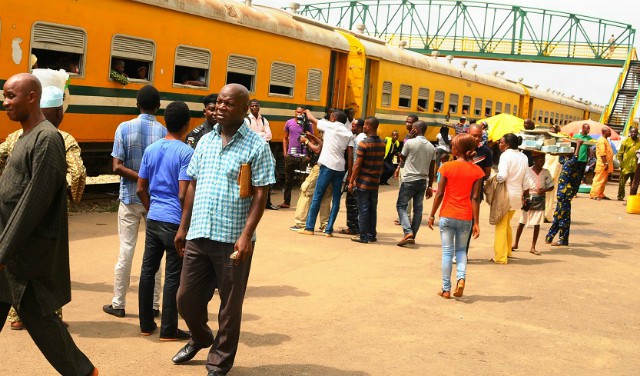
[545,156,581,245]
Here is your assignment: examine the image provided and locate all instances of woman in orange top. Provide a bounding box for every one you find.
[428,134,485,299]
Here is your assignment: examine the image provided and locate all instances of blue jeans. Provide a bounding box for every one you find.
[396,179,426,238]
[305,165,345,234]
[139,219,183,335]
[439,217,472,292]
[355,188,379,241]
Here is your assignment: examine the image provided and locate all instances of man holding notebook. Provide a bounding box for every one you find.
[171,84,275,376]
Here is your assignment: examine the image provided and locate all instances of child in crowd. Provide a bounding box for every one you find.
[513,152,554,255]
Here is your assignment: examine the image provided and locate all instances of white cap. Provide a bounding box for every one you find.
[41,86,64,108]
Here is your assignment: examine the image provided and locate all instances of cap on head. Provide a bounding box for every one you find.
[40,86,64,108]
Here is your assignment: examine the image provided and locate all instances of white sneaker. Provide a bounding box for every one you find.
[452,256,457,264]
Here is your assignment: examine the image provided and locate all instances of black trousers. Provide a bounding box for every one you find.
[176,238,253,374]
[0,283,94,376]
[139,219,183,335]
[345,190,359,233]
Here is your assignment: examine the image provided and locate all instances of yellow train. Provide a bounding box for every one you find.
[0,0,602,175]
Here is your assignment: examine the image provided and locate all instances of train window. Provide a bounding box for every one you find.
[306,69,322,101]
[474,98,482,117]
[434,91,445,113]
[381,81,392,107]
[555,113,560,124]
[449,94,459,113]
[417,88,429,111]
[111,35,155,83]
[485,100,493,117]
[173,46,210,88]
[505,103,511,114]
[550,112,555,124]
[227,55,257,92]
[462,96,471,115]
[538,111,543,123]
[495,102,503,115]
[533,110,538,121]
[399,84,412,108]
[513,105,518,116]
[31,22,86,76]
[269,62,295,97]
[544,111,549,124]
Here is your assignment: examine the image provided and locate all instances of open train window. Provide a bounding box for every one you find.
[174,45,210,89]
[434,91,444,113]
[462,96,471,115]
[381,81,392,107]
[31,22,86,76]
[537,111,543,123]
[449,94,459,114]
[306,69,322,101]
[495,102,503,115]
[485,100,493,117]
[474,98,482,117]
[227,55,257,92]
[513,105,518,116]
[399,84,412,108]
[533,110,538,121]
[544,111,549,124]
[505,103,511,115]
[417,88,429,111]
[110,35,155,83]
[555,113,560,124]
[269,62,295,97]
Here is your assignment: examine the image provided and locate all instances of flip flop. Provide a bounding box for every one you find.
[530,250,541,255]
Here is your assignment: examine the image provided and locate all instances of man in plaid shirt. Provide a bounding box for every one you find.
[103,85,166,318]
[171,84,275,376]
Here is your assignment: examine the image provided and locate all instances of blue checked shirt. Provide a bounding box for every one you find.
[186,123,276,243]
[111,114,167,204]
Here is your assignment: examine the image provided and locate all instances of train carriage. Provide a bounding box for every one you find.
[1,0,602,176]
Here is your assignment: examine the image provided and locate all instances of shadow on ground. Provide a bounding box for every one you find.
[458,295,533,304]
[233,364,370,375]
[71,281,114,293]
[548,247,610,258]
[67,321,141,338]
[246,285,310,299]
[241,331,292,347]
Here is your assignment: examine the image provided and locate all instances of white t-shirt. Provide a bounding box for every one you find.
[350,132,367,162]
[497,149,532,210]
[317,119,353,172]
[436,133,450,152]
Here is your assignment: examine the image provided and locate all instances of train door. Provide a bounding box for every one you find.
[326,50,348,112]
[363,58,379,118]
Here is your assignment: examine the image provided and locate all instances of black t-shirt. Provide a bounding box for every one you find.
[185,121,215,149]
[473,144,494,200]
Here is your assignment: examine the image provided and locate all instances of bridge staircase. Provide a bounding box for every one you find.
[603,49,640,135]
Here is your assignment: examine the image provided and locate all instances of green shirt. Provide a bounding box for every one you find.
[617,137,640,174]
[573,133,593,162]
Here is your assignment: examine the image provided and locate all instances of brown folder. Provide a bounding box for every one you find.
[238,163,253,198]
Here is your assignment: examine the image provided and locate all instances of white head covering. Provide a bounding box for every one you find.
[41,86,64,108]
[31,68,69,111]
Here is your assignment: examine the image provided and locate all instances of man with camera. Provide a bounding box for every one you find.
[281,106,314,208]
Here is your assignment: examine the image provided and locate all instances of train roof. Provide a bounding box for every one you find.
[527,86,588,110]
[356,37,526,95]
[131,0,350,52]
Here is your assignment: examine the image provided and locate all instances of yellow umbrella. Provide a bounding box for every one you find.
[478,113,525,142]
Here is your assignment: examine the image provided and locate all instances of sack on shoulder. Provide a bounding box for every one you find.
[238,163,253,198]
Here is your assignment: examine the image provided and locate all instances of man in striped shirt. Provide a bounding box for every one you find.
[348,117,385,243]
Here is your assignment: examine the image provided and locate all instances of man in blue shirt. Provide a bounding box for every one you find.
[137,101,193,340]
[104,85,166,318]
[171,84,275,376]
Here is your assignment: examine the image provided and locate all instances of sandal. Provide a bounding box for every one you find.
[550,241,568,247]
[437,290,450,299]
[530,250,541,256]
[453,279,465,297]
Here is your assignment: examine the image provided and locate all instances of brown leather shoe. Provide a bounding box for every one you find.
[453,279,465,297]
[10,320,24,330]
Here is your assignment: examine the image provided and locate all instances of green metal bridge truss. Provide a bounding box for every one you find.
[293,0,636,67]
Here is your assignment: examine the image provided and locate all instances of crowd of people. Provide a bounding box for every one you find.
[2,70,639,375]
